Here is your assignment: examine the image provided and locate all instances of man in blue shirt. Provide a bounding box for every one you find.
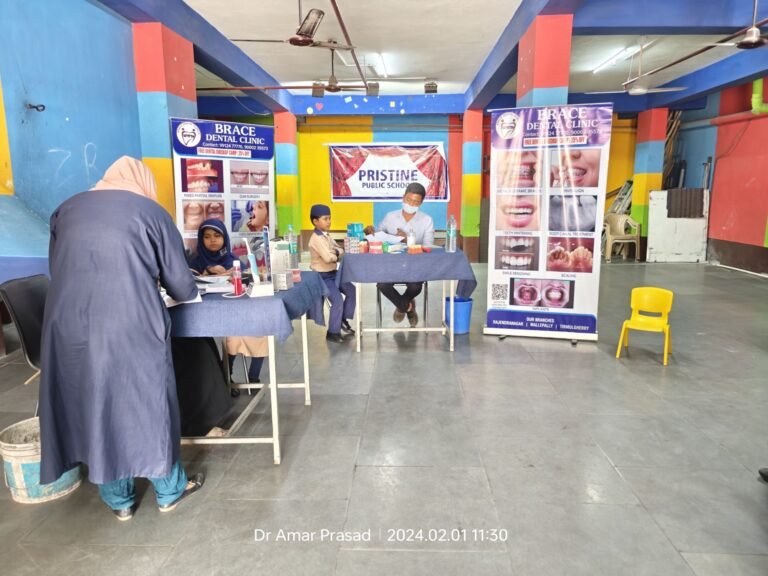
[365,183,434,327]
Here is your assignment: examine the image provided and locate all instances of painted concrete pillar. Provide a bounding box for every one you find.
[274,111,299,236]
[631,107,668,236]
[517,15,573,107]
[0,75,12,195]
[461,109,483,259]
[133,23,197,215]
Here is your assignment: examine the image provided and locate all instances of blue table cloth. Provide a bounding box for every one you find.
[170,271,327,343]
[339,249,477,298]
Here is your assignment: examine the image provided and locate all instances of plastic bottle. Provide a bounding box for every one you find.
[446,214,457,253]
[407,230,415,247]
[286,223,299,268]
[231,260,244,295]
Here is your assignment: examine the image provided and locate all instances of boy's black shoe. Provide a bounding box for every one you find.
[341,320,355,335]
[326,332,346,343]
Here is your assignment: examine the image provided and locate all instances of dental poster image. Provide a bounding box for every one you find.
[171,118,276,255]
[484,104,613,341]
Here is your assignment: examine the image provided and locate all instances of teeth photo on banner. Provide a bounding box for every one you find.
[496,194,541,231]
[548,195,598,233]
[495,236,540,271]
[183,200,225,232]
[181,158,224,193]
[550,148,602,188]
[232,199,270,234]
[546,237,595,273]
[496,150,543,189]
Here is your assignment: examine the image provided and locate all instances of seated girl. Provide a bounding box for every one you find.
[188,220,266,385]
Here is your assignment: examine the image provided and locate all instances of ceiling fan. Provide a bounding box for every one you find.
[230,0,353,51]
[706,0,768,48]
[587,40,686,96]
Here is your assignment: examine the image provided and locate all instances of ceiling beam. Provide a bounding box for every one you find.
[197,96,273,118]
[485,92,707,115]
[98,0,291,112]
[647,49,768,108]
[465,0,583,110]
[572,0,768,35]
[291,94,466,116]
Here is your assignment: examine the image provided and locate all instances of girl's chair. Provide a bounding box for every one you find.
[604,214,640,262]
[616,287,674,366]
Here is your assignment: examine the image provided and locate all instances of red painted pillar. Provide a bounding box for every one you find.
[517,15,573,107]
[133,23,197,214]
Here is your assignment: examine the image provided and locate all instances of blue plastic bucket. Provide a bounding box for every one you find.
[0,417,82,504]
[445,297,473,335]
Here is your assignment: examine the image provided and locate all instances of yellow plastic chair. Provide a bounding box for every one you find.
[616,287,674,365]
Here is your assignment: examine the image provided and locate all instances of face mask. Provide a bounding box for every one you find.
[402,202,419,215]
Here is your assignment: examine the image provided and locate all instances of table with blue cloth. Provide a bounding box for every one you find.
[339,249,477,351]
[169,271,327,463]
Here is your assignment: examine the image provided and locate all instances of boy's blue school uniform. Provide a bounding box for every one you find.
[308,228,356,334]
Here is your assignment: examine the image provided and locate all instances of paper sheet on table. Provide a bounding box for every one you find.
[365,231,404,244]
[162,290,203,308]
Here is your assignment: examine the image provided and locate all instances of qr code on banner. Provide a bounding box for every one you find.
[491,283,508,302]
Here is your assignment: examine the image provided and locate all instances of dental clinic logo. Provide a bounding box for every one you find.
[496,112,522,139]
[176,122,201,148]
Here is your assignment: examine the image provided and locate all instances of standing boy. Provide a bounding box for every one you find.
[308,204,356,343]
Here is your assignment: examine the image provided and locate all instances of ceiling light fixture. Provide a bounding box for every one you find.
[424,81,438,94]
[376,53,389,78]
[592,41,654,74]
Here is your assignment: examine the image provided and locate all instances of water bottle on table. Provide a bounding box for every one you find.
[446,214,457,252]
[286,223,299,268]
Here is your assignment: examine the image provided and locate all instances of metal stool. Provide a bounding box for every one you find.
[375,282,428,329]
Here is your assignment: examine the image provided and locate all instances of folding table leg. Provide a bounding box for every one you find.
[355,283,362,352]
[449,280,455,352]
[268,336,280,464]
[301,314,311,406]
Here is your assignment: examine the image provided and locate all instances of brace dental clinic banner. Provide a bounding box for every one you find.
[484,104,613,341]
[171,118,275,255]
[329,143,449,201]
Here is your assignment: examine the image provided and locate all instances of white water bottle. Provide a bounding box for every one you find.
[407,230,415,247]
[286,223,299,268]
[446,215,457,253]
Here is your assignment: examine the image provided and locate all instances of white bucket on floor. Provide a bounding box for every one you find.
[0,417,82,504]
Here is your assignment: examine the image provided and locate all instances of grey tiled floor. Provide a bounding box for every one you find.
[1,262,767,575]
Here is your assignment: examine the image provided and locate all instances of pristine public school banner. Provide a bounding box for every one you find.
[484,104,613,341]
[329,143,449,201]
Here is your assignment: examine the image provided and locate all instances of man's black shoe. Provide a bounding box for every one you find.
[341,320,355,335]
[326,332,346,343]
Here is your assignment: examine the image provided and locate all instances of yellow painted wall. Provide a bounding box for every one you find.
[297,116,373,230]
[606,116,637,208]
[0,75,14,195]
[143,157,175,216]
